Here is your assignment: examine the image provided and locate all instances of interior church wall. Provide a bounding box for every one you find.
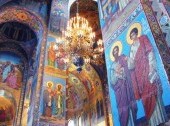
[21,0,48,20]
[98,0,140,42]
[0,4,47,125]
[98,0,170,126]
[0,52,24,125]
[40,0,107,125]
[162,0,170,14]
[0,0,13,6]
[37,0,69,125]
[0,0,50,22]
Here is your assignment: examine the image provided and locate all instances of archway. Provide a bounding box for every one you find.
[0,6,47,125]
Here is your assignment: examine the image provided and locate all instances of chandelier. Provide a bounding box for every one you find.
[54,0,104,72]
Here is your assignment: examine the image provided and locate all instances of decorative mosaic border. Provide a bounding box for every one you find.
[104,4,143,49]
[104,1,170,81]
[141,0,170,81]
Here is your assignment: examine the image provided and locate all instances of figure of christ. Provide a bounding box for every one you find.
[128,28,167,126]
[110,45,137,126]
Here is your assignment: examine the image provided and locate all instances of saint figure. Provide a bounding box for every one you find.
[47,42,56,67]
[127,27,167,126]
[110,45,137,126]
[42,81,54,117]
[6,65,18,89]
[54,84,64,118]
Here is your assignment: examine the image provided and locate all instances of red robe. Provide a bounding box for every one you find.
[130,35,158,120]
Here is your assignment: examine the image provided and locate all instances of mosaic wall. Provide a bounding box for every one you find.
[150,0,170,48]
[99,0,131,28]
[0,52,24,125]
[38,0,69,125]
[39,74,66,125]
[42,34,67,125]
[162,0,170,15]
[0,0,50,21]
[41,1,107,125]
[0,6,47,126]
[22,1,48,20]
[49,0,69,35]
[0,90,16,125]
[104,3,170,126]
[0,53,23,90]
[98,0,139,41]
[0,0,12,6]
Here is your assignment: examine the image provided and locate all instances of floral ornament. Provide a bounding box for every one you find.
[16,12,28,21]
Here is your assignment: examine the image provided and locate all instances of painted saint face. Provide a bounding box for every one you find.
[112,47,119,58]
[57,85,62,91]
[130,32,138,41]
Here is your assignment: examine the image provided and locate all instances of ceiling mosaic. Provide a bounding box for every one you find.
[49,0,69,34]
[68,73,88,108]
[67,63,103,118]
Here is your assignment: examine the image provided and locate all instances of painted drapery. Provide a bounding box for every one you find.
[104,4,170,126]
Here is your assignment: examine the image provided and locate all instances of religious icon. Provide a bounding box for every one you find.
[110,41,137,126]
[126,22,167,125]
[0,54,23,90]
[42,81,54,117]
[53,84,64,118]
[47,42,56,67]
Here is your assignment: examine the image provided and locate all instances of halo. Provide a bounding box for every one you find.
[56,84,63,90]
[46,81,54,88]
[110,41,123,61]
[126,23,142,45]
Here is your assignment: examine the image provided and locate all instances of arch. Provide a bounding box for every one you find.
[0,5,47,125]
[0,21,37,42]
[0,0,13,6]
[0,41,28,61]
